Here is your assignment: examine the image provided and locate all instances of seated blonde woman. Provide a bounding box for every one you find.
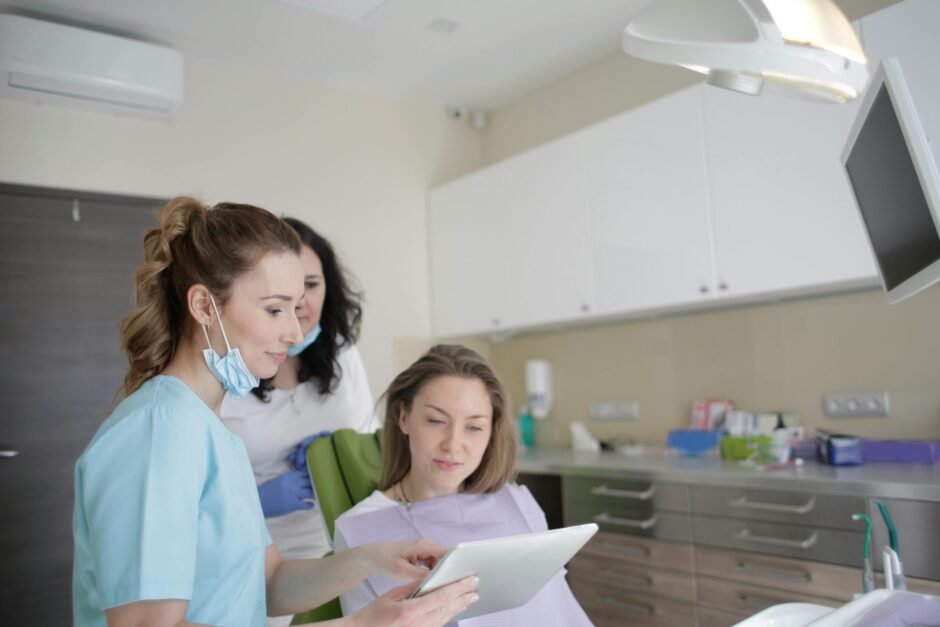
[333,344,591,625]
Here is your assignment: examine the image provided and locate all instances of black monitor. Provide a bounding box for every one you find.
[841,58,940,303]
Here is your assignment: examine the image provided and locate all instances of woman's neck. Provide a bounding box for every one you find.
[161,336,226,414]
[395,473,460,504]
[271,355,301,390]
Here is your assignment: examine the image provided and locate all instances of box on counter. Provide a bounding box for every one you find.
[862,439,940,464]
[817,429,864,466]
[691,399,733,430]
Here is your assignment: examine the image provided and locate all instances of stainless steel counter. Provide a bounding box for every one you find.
[516,447,940,501]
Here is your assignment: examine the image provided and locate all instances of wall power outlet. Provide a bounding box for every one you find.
[589,401,639,420]
[823,392,891,417]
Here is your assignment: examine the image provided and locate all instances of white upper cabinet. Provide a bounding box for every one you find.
[585,85,717,315]
[429,132,594,337]
[700,84,878,299]
[429,167,512,337]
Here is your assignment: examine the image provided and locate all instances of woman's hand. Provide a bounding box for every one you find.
[358,539,447,581]
[349,577,479,627]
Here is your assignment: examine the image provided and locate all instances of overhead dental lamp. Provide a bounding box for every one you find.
[622,0,869,103]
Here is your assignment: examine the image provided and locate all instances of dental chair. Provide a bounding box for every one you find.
[290,428,384,625]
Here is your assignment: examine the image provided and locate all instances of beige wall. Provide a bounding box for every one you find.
[487,289,940,446]
[0,56,483,396]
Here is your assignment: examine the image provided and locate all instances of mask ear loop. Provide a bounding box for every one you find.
[207,294,234,355]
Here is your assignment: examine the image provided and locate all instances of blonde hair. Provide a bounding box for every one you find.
[119,196,300,396]
[379,344,517,494]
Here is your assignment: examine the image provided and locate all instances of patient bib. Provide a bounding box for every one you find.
[336,485,592,627]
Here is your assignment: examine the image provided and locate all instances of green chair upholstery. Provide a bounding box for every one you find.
[290,429,383,625]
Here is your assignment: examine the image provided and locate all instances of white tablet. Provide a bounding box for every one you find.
[411,523,598,620]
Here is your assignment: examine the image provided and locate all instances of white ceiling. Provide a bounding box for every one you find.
[0,0,655,110]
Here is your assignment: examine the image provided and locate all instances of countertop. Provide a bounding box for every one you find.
[516,447,940,501]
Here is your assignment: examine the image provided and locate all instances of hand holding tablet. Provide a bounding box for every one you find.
[410,523,598,621]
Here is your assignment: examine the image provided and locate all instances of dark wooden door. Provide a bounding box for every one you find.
[0,185,162,624]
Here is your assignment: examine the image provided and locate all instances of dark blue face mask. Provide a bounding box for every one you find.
[201,294,260,398]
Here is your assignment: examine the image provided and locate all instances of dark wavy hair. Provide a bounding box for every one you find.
[251,218,363,400]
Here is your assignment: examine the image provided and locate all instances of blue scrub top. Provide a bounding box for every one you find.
[73,375,273,627]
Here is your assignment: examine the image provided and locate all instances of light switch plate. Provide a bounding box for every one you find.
[823,392,891,417]
[589,401,639,420]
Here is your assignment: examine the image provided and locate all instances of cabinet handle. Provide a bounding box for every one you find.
[590,484,656,500]
[719,281,729,291]
[490,317,500,326]
[736,560,811,583]
[593,512,658,530]
[699,285,709,294]
[736,593,780,611]
[0,449,19,458]
[734,528,818,550]
[600,569,653,588]
[731,495,816,515]
[591,542,650,558]
[600,596,654,615]
[580,303,590,313]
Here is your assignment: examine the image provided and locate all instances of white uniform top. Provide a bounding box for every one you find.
[220,344,378,563]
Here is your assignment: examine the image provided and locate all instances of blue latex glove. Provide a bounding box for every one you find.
[289,430,332,471]
[257,469,315,518]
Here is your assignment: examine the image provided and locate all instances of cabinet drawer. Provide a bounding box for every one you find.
[580,531,693,573]
[693,515,863,566]
[567,501,691,542]
[696,577,841,617]
[570,578,695,627]
[694,544,857,601]
[690,485,865,529]
[568,553,695,603]
[565,476,689,512]
[696,605,749,627]
[869,498,940,581]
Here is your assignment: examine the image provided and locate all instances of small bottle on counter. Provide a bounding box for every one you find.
[518,405,535,448]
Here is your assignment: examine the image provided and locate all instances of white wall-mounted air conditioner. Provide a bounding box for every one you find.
[0,15,184,118]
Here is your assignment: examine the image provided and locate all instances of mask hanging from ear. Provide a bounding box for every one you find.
[201,294,260,397]
[287,323,321,357]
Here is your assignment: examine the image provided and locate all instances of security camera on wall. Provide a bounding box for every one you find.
[445,105,467,120]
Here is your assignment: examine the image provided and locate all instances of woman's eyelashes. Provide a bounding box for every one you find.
[266,307,285,317]
[305,280,321,291]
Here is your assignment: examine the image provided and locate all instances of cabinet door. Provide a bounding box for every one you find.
[587,85,717,315]
[701,84,877,299]
[429,133,594,336]
[429,167,513,336]
[493,133,595,329]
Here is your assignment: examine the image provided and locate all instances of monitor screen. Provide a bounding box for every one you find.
[842,58,940,302]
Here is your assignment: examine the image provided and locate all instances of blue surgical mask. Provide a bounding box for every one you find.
[287,324,321,357]
[201,295,260,398]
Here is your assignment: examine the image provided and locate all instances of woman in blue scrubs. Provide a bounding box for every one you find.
[72,197,478,627]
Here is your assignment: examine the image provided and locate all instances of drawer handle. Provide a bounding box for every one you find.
[593,541,651,558]
[734,528,818,550]
[593,512,658,529]
[590,484,657,500]
[737,593,780,612]
[736,560,811,583]
[600,596,654,615]
[600,569,653,588]
[731,495,816,515]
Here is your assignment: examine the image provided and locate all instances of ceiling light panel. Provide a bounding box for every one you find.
[275,0,392,22]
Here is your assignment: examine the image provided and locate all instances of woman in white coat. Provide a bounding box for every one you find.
[222,218,378,625]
